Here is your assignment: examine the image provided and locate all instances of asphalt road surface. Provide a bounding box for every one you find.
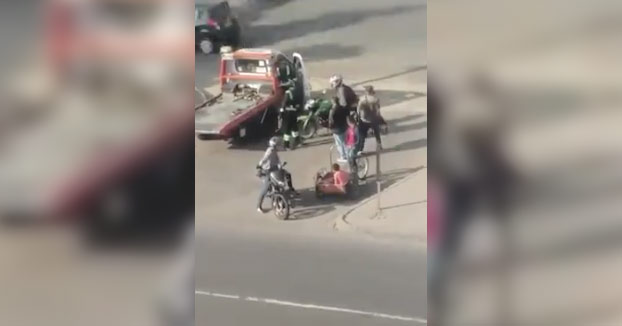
[196,230,427,325]
[195,0,427,324]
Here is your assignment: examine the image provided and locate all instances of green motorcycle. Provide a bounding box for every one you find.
[297,98,333,139]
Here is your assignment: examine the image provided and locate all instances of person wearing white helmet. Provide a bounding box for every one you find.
[328,75,358,162]
[329,74,358,112]
[256,136,298,213]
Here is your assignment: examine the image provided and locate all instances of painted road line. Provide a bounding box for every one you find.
[196,290,427,324]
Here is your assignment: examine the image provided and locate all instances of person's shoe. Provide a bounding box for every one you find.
[257,207,266,214]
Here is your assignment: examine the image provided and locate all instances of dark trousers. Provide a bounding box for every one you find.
[280,111,299,143]
[356,121,382,153]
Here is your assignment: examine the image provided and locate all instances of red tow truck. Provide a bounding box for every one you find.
[195,48,311,142]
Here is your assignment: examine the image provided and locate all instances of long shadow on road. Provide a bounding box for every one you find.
[385,113,427,135]
[249,5,426,46]
[374,89,427,108]
[352,65,428,87]
[282,43,364,62]
[383,138,427,154]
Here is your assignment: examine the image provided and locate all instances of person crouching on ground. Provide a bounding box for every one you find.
[317,163,350,195]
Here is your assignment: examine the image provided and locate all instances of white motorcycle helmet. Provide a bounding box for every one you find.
[304,98,316,110]
[268,136,282,148]
[329,74,343,88]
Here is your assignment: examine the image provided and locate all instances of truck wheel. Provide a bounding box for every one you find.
[199,39,214,54]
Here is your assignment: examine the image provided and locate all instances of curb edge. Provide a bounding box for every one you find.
[333,166,427,246]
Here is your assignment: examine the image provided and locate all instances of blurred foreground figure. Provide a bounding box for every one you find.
[0,0,194,325]
[158,224,194,326]
[428,74,517,326]
[0,0,193,240]
[430,1,622,324]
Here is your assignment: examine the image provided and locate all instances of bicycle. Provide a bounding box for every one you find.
[329,145,369,181]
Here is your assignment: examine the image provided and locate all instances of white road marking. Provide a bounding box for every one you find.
[195,290,427,324]
[195,290,239,300]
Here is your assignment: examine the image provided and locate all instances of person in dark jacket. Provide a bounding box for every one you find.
[328,96,350,162]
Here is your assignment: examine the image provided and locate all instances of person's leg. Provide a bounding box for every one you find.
[371,123,382,149]
[284,112,297,148]
[356,122,370,153]
[338,132,348,160]
[431,181,475,324]
[290,113,300,146]
[318,183,346,195]
[346,147,355,165]
[285,171,299,195]
[333,132,347,161]
[257,177,271,211]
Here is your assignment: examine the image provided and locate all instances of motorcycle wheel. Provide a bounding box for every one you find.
[299,118,317,139]
[272,193,290,220]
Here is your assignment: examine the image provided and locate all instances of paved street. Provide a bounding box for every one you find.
[196,229,427,325]
[195,0,427,324]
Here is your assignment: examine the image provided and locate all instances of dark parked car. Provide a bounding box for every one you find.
[195,1,242,54]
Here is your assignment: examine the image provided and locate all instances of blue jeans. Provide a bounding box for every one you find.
[257,176,271,209]
[333,131,347,160]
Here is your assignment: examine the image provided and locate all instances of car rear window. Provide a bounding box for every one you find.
[232,59,269,74]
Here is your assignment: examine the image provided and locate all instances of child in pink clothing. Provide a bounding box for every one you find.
[345,116,358,160]
[317,163,350,195]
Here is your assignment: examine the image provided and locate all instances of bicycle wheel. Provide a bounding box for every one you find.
[356,156,369,180]
[272,193,290,220]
